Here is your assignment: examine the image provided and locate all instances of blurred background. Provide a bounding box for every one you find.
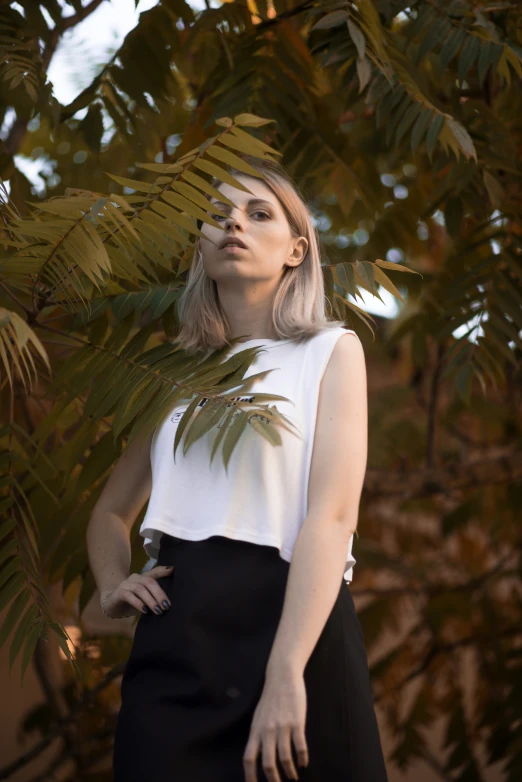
[1,1,521,780]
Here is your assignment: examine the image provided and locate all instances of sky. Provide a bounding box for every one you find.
[10,0,399,321]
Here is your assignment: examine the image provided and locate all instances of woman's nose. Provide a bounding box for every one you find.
[224,214,243,231]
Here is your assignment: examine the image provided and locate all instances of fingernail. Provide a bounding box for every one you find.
[162,600,170,610]
[142,605,149,614]
[154,605,163,615]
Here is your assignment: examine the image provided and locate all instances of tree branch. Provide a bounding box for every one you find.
[351,554,517,598]
[0,662,125,780]
[4,0,107,157]
[374,624,522,704]
[364,449,522,498]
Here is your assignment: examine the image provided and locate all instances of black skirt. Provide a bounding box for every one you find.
[113,534,388,782]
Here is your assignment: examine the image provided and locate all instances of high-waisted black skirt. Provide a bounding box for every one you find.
[113,534,388,781]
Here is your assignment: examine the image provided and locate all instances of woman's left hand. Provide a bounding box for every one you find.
[243,664,309,782]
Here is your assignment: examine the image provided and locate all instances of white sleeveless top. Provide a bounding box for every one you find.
[139,326,358,582]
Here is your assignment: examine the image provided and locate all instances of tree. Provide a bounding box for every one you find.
[0,1,521,781]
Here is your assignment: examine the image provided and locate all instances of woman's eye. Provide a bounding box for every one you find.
[210,211,270,221]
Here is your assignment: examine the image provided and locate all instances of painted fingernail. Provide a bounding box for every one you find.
[162,600,170,610]
[142,605,149,614]
[154,605,163,615]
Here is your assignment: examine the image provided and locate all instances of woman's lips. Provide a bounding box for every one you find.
[221,245,248,253]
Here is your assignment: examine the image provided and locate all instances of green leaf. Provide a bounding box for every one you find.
[440,26,466,70]
[0,587,31,650]
[457,35,481,82]
[0,558,22,591]
[426,114,445,159]
[182,398,228,452]
[445,196,463,238]
[395,102,421,145]
[446,118,477,161]
[477,40,496,85]
[416,17,450,65]
[347,20,365,59]
[334,262,356,297]
[0,538,18,568]
[209,408,235,466]
[172,394,201,463]
[411,108,433,153]
[310,10,349,31]
[356,56,372,93]
[9,603,39,673]
[248,413,282,447]
[20,622,42,685]
[355,260,380,296]
[0,519,16,545]
[222,409,249,473]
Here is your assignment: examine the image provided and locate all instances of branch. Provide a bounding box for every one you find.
[421,746,458,782]
[4,0,107,157]
[364,449,522,498]
[0,662,125,780]
[374,624,522,704]
[41,0,107,72]
[425,341,445,469]
[351,554,516,598]
[60,0,317,121]
[0,280,32,315]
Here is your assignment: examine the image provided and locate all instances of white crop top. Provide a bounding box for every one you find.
[139,326,359,582]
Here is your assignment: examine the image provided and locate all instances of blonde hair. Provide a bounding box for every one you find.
[172,155,346,353]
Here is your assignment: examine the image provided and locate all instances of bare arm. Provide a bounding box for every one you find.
[242,333,367,781]
[266,331,367,674]
[86,431,153,596]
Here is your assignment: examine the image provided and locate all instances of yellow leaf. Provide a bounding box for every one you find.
[372,264,404,303]
[230,126,281,156]
[105,173,161,194]
[374,258,423,276]
[233,113,276,127]
[205,146,266,179]
[191,159,254,192]
[181,170,238,206]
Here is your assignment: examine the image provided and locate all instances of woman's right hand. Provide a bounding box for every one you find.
[100,565,174,618]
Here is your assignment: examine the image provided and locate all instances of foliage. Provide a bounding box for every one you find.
[0,1,521,781]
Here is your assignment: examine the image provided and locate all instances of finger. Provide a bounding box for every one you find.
[149,565,174,578]
[118,589,149,616]
[277,727,298,780]
[291,726,309,770]
[133,582,170,615]
[142,573,173,607]
[139,575,172,606]
[243,734,261,782]
[262,730,281,782]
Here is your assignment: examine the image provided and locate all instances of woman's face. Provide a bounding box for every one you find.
[199,174,307,288]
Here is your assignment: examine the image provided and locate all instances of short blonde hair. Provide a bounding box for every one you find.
[172,155,345,353]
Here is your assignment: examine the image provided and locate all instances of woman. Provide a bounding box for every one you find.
[86,155,388,782]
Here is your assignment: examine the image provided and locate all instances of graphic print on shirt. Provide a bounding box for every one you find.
[170,394,271,429]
